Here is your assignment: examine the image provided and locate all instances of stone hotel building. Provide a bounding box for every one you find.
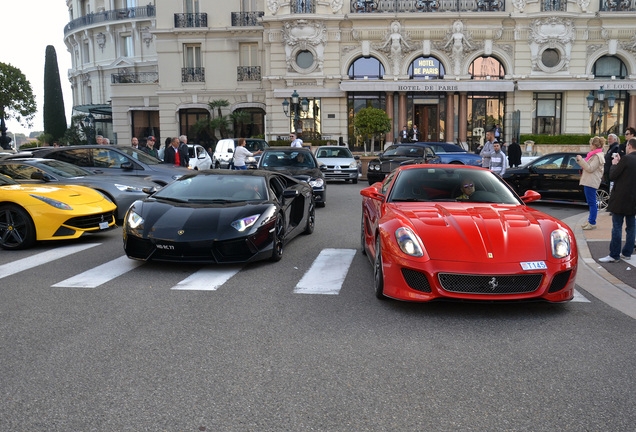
[64,0,636,149]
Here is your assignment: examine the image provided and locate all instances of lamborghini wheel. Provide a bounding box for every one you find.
[303,200,315,235]
[271,213,285,262]
[0,204,36,250]
[373,235,386,299]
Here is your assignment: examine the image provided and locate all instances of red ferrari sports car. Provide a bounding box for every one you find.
[360,165,578,303]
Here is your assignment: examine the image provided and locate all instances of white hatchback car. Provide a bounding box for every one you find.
[188,144,212,170]
[314,146,360,184]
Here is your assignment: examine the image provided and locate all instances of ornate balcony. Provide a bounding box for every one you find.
[111,72,159,84]
[64,5,156,35]
[600,0,634,10]
[237,66,262,82]
[231,11,264,26]
[182,67,205,83]
[349,0,504,12]
[174,13,207,28]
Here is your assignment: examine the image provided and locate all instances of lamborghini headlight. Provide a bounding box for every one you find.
[231,214,260,232]
[30,194,72,210]
[308,177,324,188]
[126,210,144,230]
[551,229,571,258]
[115,183,144,192]
[395,227,424,257]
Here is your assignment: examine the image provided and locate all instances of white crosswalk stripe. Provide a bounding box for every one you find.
[0,243,100,280]
[52,255,144,288]
[171,266,242,291]
[294,248,357,295]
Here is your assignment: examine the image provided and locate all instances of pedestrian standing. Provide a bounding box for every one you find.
[131,137,139,149]
[488,141,506,176]
[290,133,303,148]
[598,138,636,262]
[164,137,189,167]
[479,130,496,168]
[141,137,158,158]
[233,138,262,170]
[576,136,606,230]
[400,126,409,143]
[604,133,621,186]
[507,138,522,168]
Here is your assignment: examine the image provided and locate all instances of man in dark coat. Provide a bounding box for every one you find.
[163,136,189,167]
[599,138,636,263]
[507,138,522,167]
[604,133,621,185]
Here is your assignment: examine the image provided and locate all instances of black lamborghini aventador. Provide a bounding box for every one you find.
[123,170,315,263]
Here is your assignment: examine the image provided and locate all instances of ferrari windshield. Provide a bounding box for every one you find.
[153,174,267,202]
[389,167,521,204]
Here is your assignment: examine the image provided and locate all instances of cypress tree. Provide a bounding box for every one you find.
[43,45,67,141]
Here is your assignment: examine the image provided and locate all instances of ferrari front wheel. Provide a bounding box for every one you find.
[373,235,387,299]
[271,213,285,262]
[0,204,36,250]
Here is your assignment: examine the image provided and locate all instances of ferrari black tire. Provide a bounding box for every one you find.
[373,235,387,300]
[360,215,367,256]
[271,213,285,262]
[303,200,315,235]
[0,204,36,250]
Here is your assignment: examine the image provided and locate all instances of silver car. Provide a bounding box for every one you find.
[0,157,156,220]
[314,146,360,184]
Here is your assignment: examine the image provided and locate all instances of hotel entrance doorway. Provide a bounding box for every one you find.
[413,104,439,142]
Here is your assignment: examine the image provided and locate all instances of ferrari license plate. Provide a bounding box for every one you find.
[520,261,547,270]
[99,221,109,229]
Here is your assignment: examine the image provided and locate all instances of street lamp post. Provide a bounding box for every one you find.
[282,90,309,137]
[587,86,616,135]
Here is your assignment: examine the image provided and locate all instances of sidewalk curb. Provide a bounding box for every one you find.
[565,213,636,320]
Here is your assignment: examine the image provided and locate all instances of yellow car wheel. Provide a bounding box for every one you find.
[0,204,36,250]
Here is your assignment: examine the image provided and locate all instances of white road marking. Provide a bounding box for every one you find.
[0,243,100,280]
[572,289,591,303]
[171,266,242,291]
[294,248,357,295]
[52,256,144,288]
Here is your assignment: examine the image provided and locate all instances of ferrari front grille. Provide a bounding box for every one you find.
[64,211,115,229]
[548,270,573,293]
[438,273,543,295]
[401,268,432,292]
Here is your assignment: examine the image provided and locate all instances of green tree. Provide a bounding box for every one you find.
[43,45,67,141]
[0,62,36,149]
[353,107,392,155]
[208,100,230,138]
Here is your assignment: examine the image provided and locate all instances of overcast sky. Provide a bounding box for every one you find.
[4,2,73,137]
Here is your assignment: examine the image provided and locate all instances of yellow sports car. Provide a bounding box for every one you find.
[0,174,116,250]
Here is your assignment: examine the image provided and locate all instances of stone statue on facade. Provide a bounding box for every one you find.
[376,21,413,76]
[443,21,474,76]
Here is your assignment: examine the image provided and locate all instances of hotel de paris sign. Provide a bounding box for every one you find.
[340,81,515,92]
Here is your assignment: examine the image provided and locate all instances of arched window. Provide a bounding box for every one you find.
[409,56,445,80]
[469,56,505,80]
[348,57,385,80]
[592,56,628,79]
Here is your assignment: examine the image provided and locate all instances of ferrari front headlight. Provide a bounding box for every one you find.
[231,214,260,232]
[126,210,144,229]
[309,177,324,188]
[30,194,72,210]
[395,227,424,257]
[551,229,571,258]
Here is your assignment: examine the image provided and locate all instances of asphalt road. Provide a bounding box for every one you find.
[1,183,634,431]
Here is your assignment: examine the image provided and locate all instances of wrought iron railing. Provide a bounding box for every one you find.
[600,0,635,10]
[182,67,205,83]
[349,0,504,12]
[64,5,156,34]
[111,72,159,84]
[237,66,262,81]
[231,11,264,26]
[542,0,567,10]
[174,13,208,28]
[292,0,316,13]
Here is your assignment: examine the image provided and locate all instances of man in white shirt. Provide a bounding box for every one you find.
[290,133,303,148]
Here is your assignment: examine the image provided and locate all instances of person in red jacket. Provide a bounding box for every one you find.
[163,137,189,167]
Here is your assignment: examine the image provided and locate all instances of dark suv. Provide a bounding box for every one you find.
[31,145,189,186]
[366,142,441,184]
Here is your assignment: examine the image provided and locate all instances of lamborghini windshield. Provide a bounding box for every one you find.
[153,174,267,203]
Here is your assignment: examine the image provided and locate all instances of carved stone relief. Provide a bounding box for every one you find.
[373,21,416,76]
[528,17,575,72]
[282,20,327,73]
[331,0,344,12]
[267,0,280,14]
[437,21,480,76]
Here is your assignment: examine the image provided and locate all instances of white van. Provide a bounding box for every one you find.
[212,138,269,169]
